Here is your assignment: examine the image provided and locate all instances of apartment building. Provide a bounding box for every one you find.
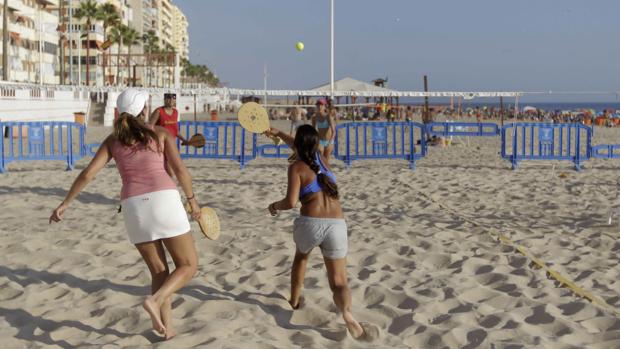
[0,0,60,84]
[171,4,187,60]
[1,0,188,86]
[157,0,172,48]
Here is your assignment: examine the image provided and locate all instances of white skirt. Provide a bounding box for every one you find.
[122,189,191,244]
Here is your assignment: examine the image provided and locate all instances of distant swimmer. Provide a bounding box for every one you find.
[50,89,202,340]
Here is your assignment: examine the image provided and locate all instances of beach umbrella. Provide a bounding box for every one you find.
[523,106,537,113]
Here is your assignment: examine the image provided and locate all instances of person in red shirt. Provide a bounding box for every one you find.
[149,93,188,145]
[149,93,188,176]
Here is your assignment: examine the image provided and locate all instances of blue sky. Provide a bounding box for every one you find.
[174,0,620,101]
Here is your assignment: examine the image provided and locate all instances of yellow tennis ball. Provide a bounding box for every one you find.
[295,42,304,51]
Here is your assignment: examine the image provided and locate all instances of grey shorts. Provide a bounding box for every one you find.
[293,216,348,259]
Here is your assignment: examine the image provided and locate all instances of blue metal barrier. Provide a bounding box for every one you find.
[334,122,426,169]
[591,144,620,159]
[427,122,499,137]
[501,123,592,170]
[1,122,86,173]
[177,121,257,169]
[84,142,101,157]
[258,144,293,159]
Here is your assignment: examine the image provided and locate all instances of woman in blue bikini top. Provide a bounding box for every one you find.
[311,98,335,163]
[264,124,369,340]
[266,124,342,217]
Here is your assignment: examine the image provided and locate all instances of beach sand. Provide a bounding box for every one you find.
[1,120,619,348]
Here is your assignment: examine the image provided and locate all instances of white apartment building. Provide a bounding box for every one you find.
[1,0,187,87]
[156,0,172,48]
[0,0,60,84]
[171,4,187,60]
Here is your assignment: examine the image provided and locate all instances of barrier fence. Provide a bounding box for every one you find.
[591,144,620,159]
[0,121,86,173]
[257,144,294,159]
[177,121,257,169]
[3,121,620,173]
[426,122,499,137]
[501,123,592,170]
[334,121,427,169]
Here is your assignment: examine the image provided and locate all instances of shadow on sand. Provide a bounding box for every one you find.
[0,266,348,345]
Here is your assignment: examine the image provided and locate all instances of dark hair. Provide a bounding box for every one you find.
[113,113,161,150]
[294,125,339,199]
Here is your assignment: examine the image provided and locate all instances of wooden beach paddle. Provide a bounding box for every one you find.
[184,133,206,148]
[237,102,282,145]
[186,202,220,240]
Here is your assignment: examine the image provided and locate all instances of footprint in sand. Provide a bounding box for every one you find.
[387,314,414,335]
[461,328,488,349]
[479,315,502,329]
[524,305,555,325]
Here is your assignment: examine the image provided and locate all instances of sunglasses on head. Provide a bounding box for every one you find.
[164,94,177,99]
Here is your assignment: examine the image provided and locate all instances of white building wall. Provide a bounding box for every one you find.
[0,88,90,122]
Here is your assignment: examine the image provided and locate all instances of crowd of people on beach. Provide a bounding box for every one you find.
[270,101,620,127]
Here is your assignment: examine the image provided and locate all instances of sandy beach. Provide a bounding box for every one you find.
[1,119,619,348]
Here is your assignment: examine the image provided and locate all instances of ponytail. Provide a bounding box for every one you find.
[113,113,161,151]
[294,125,339,199]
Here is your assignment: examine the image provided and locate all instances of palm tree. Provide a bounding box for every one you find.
[122,27,141,86]
[73,0,99,85]
[96,3,120,85]
[108,24,124,85]
[180,57,190,86]
[142,30,159,87]
[164,43,176,87]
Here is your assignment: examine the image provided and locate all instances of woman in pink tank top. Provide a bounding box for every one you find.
[49,89,201,340]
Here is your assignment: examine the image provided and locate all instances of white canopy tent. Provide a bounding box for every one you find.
[311,77,394,93]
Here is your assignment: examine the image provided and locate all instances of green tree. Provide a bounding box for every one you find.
[163,43,176,87]
[96,3,120,85]
[73,0,99,85]
[142,30,159,86]
[122,27,141,86]
[108,24,125,85]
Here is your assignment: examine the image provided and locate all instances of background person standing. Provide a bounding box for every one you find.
[149,93,188,145]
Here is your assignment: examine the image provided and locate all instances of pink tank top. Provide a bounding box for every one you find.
[111,137,177,200]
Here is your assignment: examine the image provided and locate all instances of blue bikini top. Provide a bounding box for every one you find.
[316,118,329,129]
[299,152,337,200]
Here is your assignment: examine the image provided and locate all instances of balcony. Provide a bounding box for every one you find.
[10,25,35,41]
[5,0,31,15]
[39,0,59,6]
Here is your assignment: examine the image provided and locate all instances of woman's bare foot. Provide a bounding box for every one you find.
[288,296,304,310]
[165,328,177,340]
[143,297,166,334]
[343,311,364,338]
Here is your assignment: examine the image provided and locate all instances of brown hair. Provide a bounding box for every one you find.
[294,125,339,199]
[113,113,160,150]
